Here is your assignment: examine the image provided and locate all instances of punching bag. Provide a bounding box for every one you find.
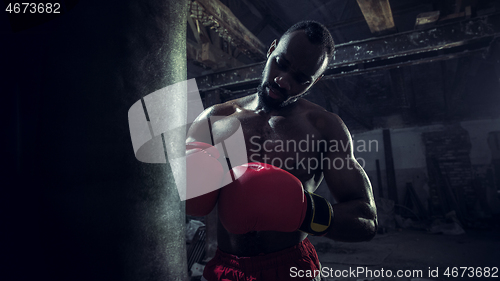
[6,0,189,280]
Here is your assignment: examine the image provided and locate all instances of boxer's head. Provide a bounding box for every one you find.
[258,21,334,112]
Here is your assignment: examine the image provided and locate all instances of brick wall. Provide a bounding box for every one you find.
[422,124,475,218]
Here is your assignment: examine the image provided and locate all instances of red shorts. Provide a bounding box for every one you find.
[201,238,322,281]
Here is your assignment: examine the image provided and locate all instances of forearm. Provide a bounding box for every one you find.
[323,199,377,242]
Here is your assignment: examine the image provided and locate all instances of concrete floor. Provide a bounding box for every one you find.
[309,226,500,281]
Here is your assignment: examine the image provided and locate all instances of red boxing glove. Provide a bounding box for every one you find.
[185,142,224,217]
[218,163,333,235]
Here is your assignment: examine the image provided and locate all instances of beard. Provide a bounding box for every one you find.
[257,82,283,113]
[256,81,309,113]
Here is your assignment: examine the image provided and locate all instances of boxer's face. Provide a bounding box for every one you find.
[258,30,328,111]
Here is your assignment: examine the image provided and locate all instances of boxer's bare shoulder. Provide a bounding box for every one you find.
[192,95,255,121]
[187,98,245,143]
[197,101,236,119]
[300,99,349,141]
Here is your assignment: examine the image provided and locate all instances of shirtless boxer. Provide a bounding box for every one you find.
[186,21,377,281]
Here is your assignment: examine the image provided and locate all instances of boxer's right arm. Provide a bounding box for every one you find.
[186,103,234,144]
[185,141,223,216]
[185,104,231,216]
[185,106,219,216]
[186,106,217,144]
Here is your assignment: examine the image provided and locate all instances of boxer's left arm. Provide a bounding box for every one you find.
[318,113,377,242]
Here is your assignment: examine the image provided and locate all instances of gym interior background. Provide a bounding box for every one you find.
[186,0,500,280]
[4,0,500,280]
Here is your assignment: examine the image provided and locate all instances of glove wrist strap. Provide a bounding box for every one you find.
[299,191,334,236]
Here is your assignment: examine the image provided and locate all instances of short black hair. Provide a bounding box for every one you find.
[281,20,334,62]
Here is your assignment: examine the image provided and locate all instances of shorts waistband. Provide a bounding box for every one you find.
[213,238,317,272]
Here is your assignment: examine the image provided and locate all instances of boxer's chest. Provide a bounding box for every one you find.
[238,112,323,177]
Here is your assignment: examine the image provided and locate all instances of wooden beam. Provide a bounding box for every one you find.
[415,11,440,29]
[187,40,244,70]
[187,16,202,44]
[191,0,266,61]
[356,0,396,34]
[328,2,432,30]
[195,13,500,91]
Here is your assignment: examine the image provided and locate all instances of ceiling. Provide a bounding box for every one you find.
[186,0,500,132]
